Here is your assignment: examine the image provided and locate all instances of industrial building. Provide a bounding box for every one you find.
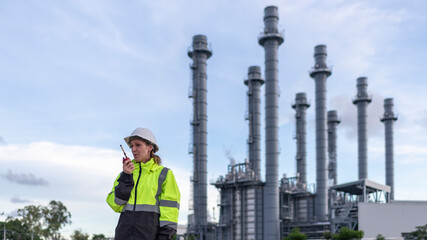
[186,5,427,240]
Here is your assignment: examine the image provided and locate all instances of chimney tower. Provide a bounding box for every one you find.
[188,35,212,233]
[352,77,372,180]
[328,110,341,186]
[292,92,310,184]
[381,98,397,200]
[310,45,332,221]
[245,66,264,180]
[258,6,283,239]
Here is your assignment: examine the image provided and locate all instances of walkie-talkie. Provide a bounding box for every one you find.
[120,145,129,163]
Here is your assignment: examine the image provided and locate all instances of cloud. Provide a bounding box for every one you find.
[2,170,49,186]
[0,142,120,176]
[43,1,149,62]
[11,195,32,204]
[8,209,19,217]
[395,144,427,165]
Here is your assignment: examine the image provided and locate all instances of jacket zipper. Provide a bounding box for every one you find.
[131,162,142,239]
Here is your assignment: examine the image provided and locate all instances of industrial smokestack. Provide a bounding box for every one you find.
[381,98,397,200]
[352,77,372,180]
[258,5,283,239]
[310,45,332,221]
[245,66,264,180]
[292,92,310,184]
[327,110,341,186]
[188,35,212,232]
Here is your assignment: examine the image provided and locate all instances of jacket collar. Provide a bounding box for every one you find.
[133,158,160,173]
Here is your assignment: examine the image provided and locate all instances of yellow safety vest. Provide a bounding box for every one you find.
[107,158,180,239]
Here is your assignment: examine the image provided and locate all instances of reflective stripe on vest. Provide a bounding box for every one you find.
[160,199,180,209]
[122,167,169,213]
[114,197,127,206]
[160,221,178,230]
[155,167,169,207]
[122,204,159,213]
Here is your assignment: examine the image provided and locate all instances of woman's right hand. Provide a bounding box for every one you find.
[123,158,134,174]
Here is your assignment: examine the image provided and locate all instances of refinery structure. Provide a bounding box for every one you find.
[185,5,427,240]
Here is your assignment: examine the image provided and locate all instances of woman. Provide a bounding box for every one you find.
[107,128,180,240]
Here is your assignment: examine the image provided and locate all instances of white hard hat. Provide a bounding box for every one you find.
[124,128,159,153]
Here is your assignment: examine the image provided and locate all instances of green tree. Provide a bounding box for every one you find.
[42,200,72,239]
[333,227,364,240]
[70,229,89,240]
[91,233,107,240]
[1,217,42,240]
[376,234,385,240]
[14,200,71,240]
[284,227,307,240]
[323,231,332,240]
[186,233,197,240]
[17,204,43,238]
[408,224,427,240]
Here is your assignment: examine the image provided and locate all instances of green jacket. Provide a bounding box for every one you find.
[107,158,180,240]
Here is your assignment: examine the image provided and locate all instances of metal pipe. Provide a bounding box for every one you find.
[245,66,264,180]
[352,77,372,180]
[310,44,331,221]
[381,98,397,200]
[258,5,283,239]
[292,92,310,184]
[188,35,212,231]
[327,110,341,186]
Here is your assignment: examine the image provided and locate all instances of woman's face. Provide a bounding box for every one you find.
[130,138,153,163]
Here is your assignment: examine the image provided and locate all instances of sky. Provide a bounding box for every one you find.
[1,0,427,237]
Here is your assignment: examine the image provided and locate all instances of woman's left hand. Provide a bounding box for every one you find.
[123,158,134,174]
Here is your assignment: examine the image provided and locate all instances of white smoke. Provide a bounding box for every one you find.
[330,91,384,139]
